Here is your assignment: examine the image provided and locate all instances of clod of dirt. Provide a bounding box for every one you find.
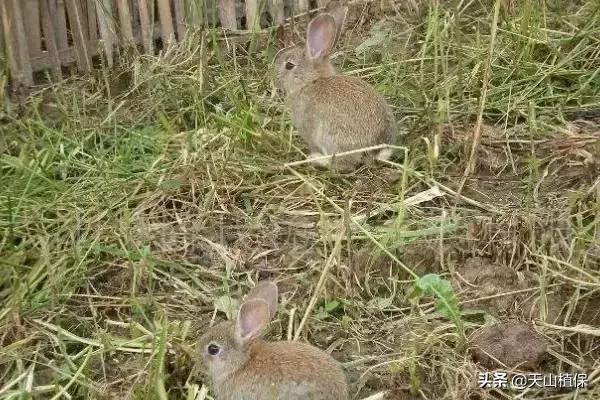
[385,374,425,400]
[400,241,442,276]
[459,256,518,285]
[519,292,565,324]
[454,256,566,322]
[452,256,527,316]
[470,321,548,370]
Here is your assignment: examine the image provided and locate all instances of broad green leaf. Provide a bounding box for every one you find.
[414,274,460,320]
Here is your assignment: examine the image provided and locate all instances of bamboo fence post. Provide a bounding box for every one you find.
[24,0,42,58]
[245,0,259,31]
[40,0,63,79]
[137,0,154,53]
[0,1,20,83]
[65,0,92,71]
[87,0,99,43]
[51,0,69,51]
[173,0,186,40]
[96,0,117,67]
[297,0,309,13]
[157,0,176,46]
[116,0,135,46]
[0,10,4,65]
[10,0,34,85]
[218,0,237,30]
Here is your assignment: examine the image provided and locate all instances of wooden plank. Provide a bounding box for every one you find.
[40,0,63,79]
[65,0,92,71]
[52,0,69,51]
[137,0,154,53]
[116,0,135,45]
[271,0,284,25]
[24,0,42,58]
[0,0,21,83]
[218,0,237,30]
[157,0,175,46]
[87,0,99,42]
[10,0,34,85]
[245,0,259,30]
[173,0,186,40]
[95,0,117,67]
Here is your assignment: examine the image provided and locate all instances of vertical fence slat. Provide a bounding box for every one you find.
[40,0,63,79]
[173,0,186,40]
[218,0,237,30]
[52,0,69,51]
[116,0,135,45]
[0,1,21,83]
[157,0,175,46]
[245,0,259,31]
[185,0,202,27]
[24,0,42,58]
[131,0,140,41]
[3,0,326,85]
[78,0,93,57]
[137,0,154,53]
[87,0,99,42]
[10,0,34,85]
[96,0,116,67]
[65,0,92,71]
[271,0,284,25]
[0,9,4,64]
[297,0,309,13]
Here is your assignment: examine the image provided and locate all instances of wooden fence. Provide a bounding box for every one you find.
[0,0,328,86]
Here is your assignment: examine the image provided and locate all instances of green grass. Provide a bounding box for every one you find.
[1,1,600,399]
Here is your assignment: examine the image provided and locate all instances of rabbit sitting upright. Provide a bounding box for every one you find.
[274,3,397,172]
[198,281,349,400]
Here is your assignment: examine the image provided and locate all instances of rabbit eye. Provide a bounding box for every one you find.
[207,343,221,356]
[285,61,295,70]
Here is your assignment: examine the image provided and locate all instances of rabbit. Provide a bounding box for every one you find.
[198,281,349,400]
[274,3,397,172]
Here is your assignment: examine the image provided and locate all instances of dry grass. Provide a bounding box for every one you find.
[1,1,599,399]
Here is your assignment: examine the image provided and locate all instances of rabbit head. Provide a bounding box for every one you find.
[198,282,278,384]
[274,4,348,95]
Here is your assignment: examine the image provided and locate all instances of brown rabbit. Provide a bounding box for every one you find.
[274,3,397,171]
[198,281,349,400]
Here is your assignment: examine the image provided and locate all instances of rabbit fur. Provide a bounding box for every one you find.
[274,3,397,171]
[198,281,349,400]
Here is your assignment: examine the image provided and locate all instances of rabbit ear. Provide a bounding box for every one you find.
[324,2,348,46]
[306,14,337,61]
[236,299,271,344]
[244,281,278,319]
